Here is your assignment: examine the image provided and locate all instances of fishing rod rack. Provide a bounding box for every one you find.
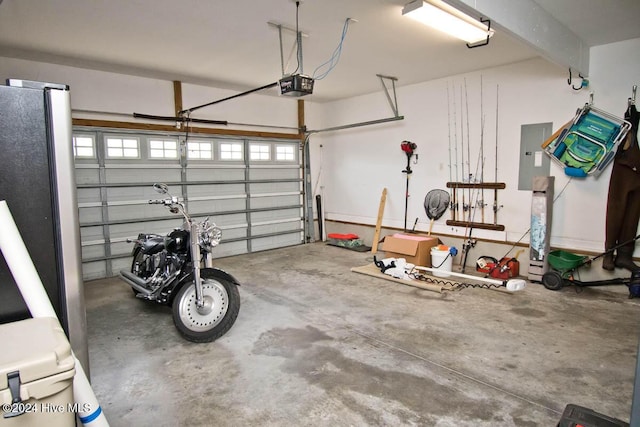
[445,181,505,231]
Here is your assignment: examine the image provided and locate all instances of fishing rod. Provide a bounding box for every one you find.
[460,86,466,223]
[452,84,459,221]
[463,77,493,272]
[459,78,474,272]
[479,75,485,223]
[494,84,501,225]
[464,78,472,223]
[447,83,454,220]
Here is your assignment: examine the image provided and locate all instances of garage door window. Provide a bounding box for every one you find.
[106,136,139,158]
[276,144,296,161]
[250,144,270,160]
[220,142,243,160]
[73,135,95,158]
[149,139,178,159]
[187,141,213,160]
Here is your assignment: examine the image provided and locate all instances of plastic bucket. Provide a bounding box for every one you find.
[431,247,452,278]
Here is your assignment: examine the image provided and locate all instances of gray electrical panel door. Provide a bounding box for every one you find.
[519,123,552,190]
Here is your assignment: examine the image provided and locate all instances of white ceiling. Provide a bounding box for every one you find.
[0,0,638,103]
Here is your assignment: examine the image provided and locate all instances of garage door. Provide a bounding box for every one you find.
[73,128,304,280]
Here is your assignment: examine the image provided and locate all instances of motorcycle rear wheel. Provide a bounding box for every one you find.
[130,248,146,296]
[172,270,240,343]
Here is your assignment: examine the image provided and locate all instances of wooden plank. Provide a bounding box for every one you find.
[446,220,505,231]
[371,188,387,254]
[72,118,302,140]
[541,120,572,149]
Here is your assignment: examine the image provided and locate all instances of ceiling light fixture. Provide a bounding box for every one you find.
[402,0,494,47]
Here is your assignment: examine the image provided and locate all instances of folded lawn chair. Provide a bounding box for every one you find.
[543,104,631,177]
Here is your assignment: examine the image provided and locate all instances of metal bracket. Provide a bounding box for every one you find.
[466,18,491,49]
[3,371,24,419]
[268,21,309,77]
[376,74,400,117]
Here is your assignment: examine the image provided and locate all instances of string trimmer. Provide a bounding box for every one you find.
[401,141,417,232]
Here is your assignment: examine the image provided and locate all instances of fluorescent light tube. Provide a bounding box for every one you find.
[402,0,493,44]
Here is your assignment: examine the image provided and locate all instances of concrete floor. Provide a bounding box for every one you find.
[85,242,640,426]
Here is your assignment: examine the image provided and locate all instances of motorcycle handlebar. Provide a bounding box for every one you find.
[148,196,190,222]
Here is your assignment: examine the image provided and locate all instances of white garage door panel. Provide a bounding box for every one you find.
[217,227,247,241]
[187,168,245,181]
[75,129,304,279]
[251,234,302,252]
[79,206,103,223]
[210,212,247,228]
[252,208,300,222]
[109,216,182,240]
[111,258,131,275]
[250,182,300,194]
[251,220,302,234]
[108,205,150,221]
[249,168,299,180]
[81,244,105,260]
[187,183,246,197]
[106,186,159,201]
[215,241,249,258]
[77,187,101,203]
[105,169,182,184]
[211,198,248,213]
[83,261,107,281]
[251,194,300,209]
[110,241,136,257]
[188,198,246,215]
[80,225,104,242]
[75,168,100,185]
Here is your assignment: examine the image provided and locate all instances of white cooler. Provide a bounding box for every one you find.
[0,317,75,426]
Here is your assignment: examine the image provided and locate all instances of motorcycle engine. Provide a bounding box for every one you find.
[141,252,181,287]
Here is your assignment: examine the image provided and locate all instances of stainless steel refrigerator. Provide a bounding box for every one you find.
[0,79,88,372]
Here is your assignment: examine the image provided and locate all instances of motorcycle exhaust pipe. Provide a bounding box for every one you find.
[119,270,154,296]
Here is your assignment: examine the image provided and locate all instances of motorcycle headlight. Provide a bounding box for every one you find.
[199,223,222,248]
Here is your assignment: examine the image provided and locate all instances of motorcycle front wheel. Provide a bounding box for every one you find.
[172,270,240,343]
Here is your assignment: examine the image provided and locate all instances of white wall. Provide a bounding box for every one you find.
[0,57,299,130]
[1,38,638,254]
[309,38,640,253]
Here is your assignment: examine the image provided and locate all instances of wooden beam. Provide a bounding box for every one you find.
[72,118,302,140]
[298,99,305,134]
[173,81,183,117]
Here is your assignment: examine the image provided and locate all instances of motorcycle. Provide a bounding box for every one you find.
[119,183,240,342]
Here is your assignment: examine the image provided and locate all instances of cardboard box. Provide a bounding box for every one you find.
[381,233,440,267]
